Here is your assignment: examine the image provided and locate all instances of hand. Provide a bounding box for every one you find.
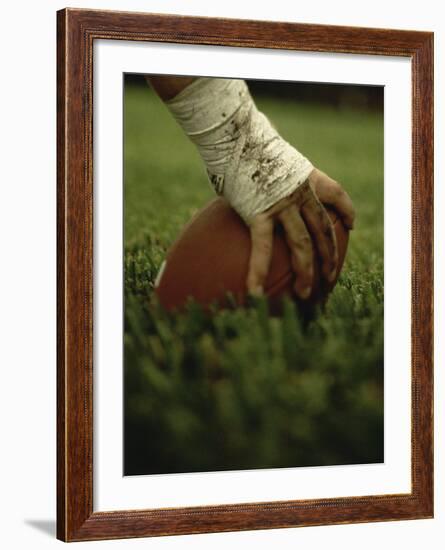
[246,168,355,299]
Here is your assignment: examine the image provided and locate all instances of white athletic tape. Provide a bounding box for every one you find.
[165,78,314,224]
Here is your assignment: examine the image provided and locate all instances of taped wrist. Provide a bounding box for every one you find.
[165,77,314,224]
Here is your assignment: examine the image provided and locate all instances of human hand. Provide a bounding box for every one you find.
[247,168,355,299]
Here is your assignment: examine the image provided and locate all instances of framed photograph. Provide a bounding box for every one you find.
[57,8,433,542]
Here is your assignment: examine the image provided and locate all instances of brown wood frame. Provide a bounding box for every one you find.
[57,7,434,542]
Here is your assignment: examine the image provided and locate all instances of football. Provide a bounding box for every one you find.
[155,197,349,313]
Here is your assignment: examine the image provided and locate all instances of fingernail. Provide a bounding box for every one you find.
[250,286,264,297]
[299,286,311,300]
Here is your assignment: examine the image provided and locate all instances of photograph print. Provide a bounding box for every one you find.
[123,74,384,476]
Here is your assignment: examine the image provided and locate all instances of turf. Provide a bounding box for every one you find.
[123,81,384,475]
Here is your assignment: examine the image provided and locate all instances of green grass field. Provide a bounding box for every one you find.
[123,81,384,475]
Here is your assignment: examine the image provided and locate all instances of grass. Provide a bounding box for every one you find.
[123,81,384,475]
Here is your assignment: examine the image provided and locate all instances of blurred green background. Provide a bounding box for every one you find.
[123,76,384,475]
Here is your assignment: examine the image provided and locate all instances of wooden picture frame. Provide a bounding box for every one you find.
[57,8,433,542]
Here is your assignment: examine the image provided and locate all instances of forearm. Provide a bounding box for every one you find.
[145,75,196,101]
[162,77,314,223]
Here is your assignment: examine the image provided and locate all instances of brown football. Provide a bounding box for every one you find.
[155,197,349,313]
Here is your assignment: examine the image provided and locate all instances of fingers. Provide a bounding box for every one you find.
[247,215,274,296]
[279,205,314,300]
[301,193,338,284]
[308,169,356,229]
[246,169,352,298]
